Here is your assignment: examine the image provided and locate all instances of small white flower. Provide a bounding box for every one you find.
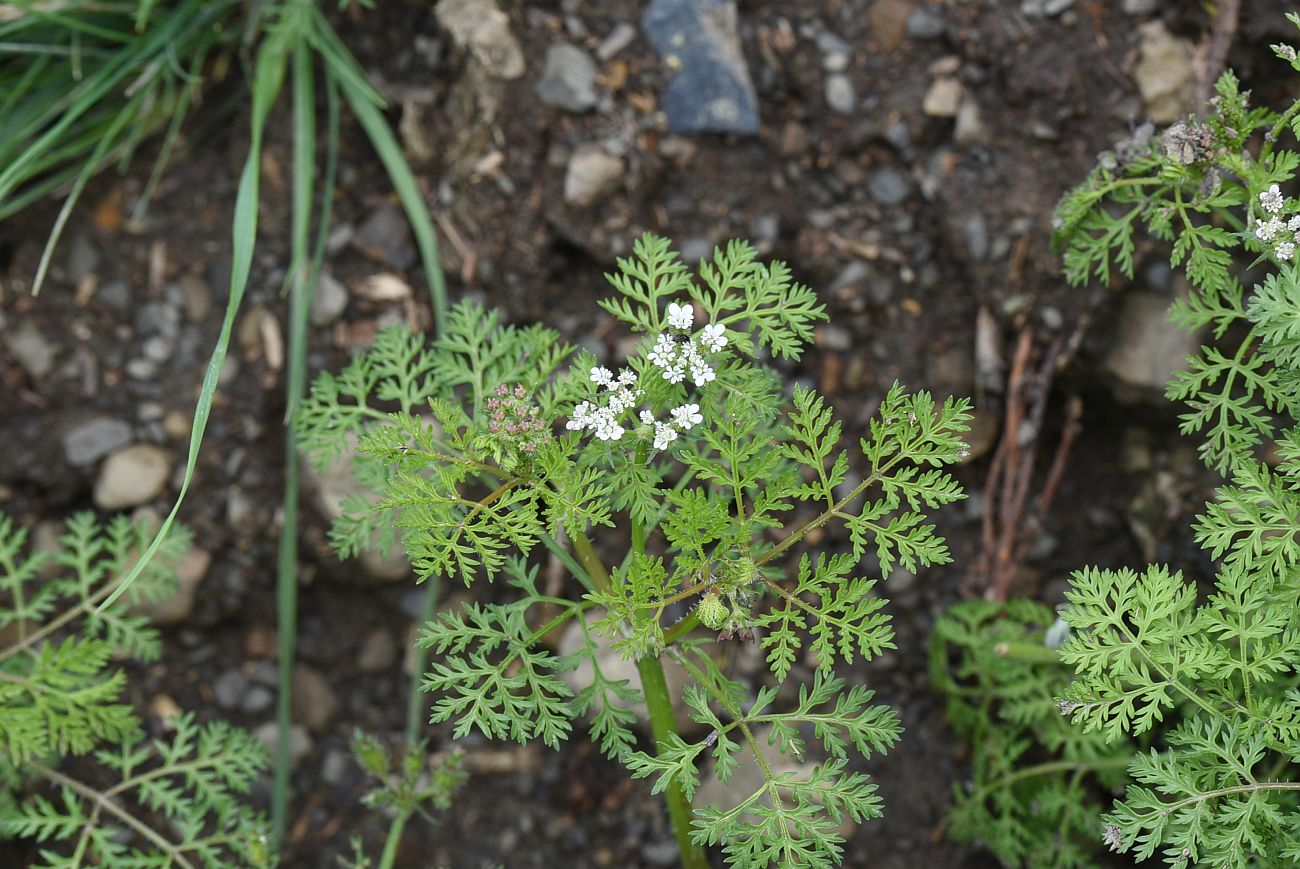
[663,365,687,384]
[590,366,614,387]
[672,403,703,430]
[691,363,716,387]
[649,333,679,369]
[652,422,678,450]
[1278,241,1296,259]
[639,410,655,426]
[1256,217,1284,242]
[594,410,624,441]
[700,323,728,352]
[1261,184,1285,214]
[617,369,638,387]
[1276,43,1298,62]
[1287,215,1300,232]
[666,301,694,331]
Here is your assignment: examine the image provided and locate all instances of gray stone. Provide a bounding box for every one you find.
[178,275,211,323]
[695,723,805,813]
[563,146,625,207]
[643,0,759,134]
[66,233,100,286]
[302,432,414,583]
[922,77,963,118]
[1135,21,1192,123]
[906,6,946,39]
[867,167,912,206]
[435,0,524,79]
[953,97,987,145]
[98,280,131,310]
[535,43,598,112]
[132,547,210,626]
[832,260,871,293]
[254,723,312,771]
[322,749,350,785]
[558,612,694,729]
[136,302,180,340]
[358,628,398,673]
[597,22,637,60]
[241,685,274,715]
[94,444,172,510]
[825,74,856,115]
[1104,291,1200,396]
[352,205,413,269]
[6,323,56,379]
[142,335,174,363]
[1122,0,1157,13]
[292,665,339,734]
[213,669,248,710]
[63,418,132,466]
[310,272,349,327]
[641,841,680,867]
[963,212,989,262]
[1020,0,1074,16]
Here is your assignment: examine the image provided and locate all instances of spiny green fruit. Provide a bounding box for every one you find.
[696,591,728,630]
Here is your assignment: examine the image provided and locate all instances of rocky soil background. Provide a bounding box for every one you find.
[0,1,1293,866]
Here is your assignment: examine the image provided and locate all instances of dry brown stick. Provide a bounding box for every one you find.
[1194,0,1242,110]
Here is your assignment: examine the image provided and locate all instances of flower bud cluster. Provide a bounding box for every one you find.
[486,384,549,455]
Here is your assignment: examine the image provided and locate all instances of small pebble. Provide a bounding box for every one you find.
[825,74,856,115]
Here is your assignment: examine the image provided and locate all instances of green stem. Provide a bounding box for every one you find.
[404,574,441,741]
[572,529,708,869]
[377,810,409,869]
[636,653,708,869]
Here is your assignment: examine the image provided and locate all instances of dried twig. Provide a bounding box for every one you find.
[1193,0,1242,110]
[975,319,1087,602]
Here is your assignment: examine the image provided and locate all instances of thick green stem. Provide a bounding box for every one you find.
[377,810,409,869]
[637,654,708,869]
[572,529,708,869]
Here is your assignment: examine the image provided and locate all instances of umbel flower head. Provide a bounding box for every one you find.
[566,299,728,451]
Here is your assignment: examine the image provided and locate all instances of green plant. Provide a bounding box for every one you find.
[296,234,973,868]
[936,24,1300,869]
[0,0,240,296]
[0,511,272,867]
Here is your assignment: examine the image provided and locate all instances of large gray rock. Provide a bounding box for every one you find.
[643,0,759,134]
[5,322,56,379]
[94,445,172,510]
[564,146,625,207]
[1104,291,1199,398]
[435,0,525,79]
[1135,21,1192,124]
[63,418,132,466]
[535,43,598,112]
[301,432,412,583]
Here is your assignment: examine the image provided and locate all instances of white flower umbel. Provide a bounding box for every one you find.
[1261,183,1285,214]
[567,366,643,442]
[1278,241,1296,260]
